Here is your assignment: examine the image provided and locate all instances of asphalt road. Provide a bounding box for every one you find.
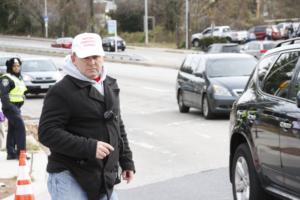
[1,49,233,199]
[118,167,233,200]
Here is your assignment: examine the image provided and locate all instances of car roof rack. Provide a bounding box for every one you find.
[276,37,300,47]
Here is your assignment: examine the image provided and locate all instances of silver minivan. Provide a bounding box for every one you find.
[21,58,62,95]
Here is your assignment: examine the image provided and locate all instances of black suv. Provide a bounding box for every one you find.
[229,38,300,200]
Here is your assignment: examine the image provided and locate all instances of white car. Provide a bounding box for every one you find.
[21,58,62,95]
[230,30,248,43]
[191,26,232,47]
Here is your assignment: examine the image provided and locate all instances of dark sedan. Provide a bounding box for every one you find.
[176,53,257,119]
[102,36,126,52]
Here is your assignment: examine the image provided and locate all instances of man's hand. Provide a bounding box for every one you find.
[122,170,134,184]
[96,141,114,159]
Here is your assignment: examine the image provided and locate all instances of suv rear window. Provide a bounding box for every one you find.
[222,46,240,53]
[263,43,276,50]
[255,26,266,32]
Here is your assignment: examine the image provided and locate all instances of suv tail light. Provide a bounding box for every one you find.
[260,49,268,54]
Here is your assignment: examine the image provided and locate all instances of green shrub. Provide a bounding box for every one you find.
[119,32,145,43]
[198,36,228,51]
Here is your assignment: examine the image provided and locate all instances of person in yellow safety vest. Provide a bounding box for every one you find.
[0,57,27,160]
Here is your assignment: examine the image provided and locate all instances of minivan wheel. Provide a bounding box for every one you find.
[178,91,190,113]
[232,144,270,200]
[202,95,214,119]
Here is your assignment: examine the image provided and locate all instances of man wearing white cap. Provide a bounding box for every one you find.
[39,33,135,200]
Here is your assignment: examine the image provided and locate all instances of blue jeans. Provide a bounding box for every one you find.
[48,171,119,200]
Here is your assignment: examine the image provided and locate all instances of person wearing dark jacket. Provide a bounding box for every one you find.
[38,33,135,200]
[0,57,27,160]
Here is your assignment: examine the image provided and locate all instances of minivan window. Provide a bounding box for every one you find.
[262,51,300,99]
[180,56,193,74]
[206,58,256,77]
[190,56,200,72]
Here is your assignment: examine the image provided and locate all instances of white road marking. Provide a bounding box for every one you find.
[166,119,200,126]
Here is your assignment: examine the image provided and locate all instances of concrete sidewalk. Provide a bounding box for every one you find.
[1,150,50,200]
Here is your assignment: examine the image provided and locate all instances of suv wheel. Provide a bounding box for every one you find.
[178,91,190,113]
[232,144,270,200]
[192,39,200,48]
[202,95,214,119]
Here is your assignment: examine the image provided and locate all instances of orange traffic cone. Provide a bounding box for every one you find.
[15,150,35,200]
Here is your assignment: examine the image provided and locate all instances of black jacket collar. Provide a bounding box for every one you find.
[66,75,118,105]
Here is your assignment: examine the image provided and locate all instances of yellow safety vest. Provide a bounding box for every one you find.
[2,74,27,102]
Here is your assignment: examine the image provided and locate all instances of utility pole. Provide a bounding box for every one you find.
[185,0,189,49]
[90,0,95,32]
[44,0,48,38]
[256,0,261,19]
[144,0,148,45]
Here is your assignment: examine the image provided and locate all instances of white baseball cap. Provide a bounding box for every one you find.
[72,33,105,58]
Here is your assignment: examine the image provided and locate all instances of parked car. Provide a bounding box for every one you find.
[230,30,248,43]
[51,37,73,49]
[102,36,126,52]
[21,58,62,95]
[229,38,300,200]
[248,25,281,40]
[294,25,300,38]
[191,26,232,47]
[277,22,292,39]
[242,40,277,59]
[176,53,257,119]
[0,56,13,75]
[207,43,240,53]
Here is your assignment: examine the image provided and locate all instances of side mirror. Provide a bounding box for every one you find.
[297,91,300,108]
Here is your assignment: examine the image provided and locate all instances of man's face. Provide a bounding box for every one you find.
[71,54,104,79]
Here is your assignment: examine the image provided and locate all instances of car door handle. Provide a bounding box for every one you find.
[280,121,292,129]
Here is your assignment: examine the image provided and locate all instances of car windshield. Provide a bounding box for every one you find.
[22,60,57,72]
[0,57,10,66]
[206,58,257,77]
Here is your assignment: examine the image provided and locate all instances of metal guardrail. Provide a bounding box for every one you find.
[0,44,147,63]
[0,41,184,69]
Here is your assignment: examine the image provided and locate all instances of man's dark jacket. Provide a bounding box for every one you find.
[38,75,135,200]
